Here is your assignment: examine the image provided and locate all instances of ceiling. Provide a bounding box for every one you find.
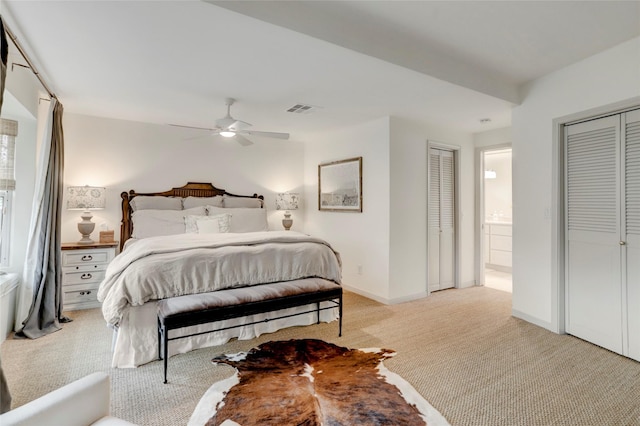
[2,1,639,139]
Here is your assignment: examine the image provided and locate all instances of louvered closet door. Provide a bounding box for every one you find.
[566,115,623,354]
[624,109,640,361]
[428,148,455,292]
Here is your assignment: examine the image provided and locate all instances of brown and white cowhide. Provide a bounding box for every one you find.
[189,339,450,426]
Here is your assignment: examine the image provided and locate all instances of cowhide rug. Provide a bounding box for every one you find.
[189,339,450,426]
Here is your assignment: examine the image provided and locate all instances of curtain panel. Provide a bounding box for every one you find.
[16,99,67,339]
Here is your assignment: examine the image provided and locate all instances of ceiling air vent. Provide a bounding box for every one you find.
[287,104,317,114]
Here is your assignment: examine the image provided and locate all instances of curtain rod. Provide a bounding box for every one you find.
[3,18,57,100]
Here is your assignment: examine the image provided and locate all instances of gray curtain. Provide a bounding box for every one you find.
[0,14,11,414]
[16,100,68,339]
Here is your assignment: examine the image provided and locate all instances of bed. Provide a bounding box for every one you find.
[97,182,342,368]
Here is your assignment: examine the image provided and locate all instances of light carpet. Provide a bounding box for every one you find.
[2,287,640,425]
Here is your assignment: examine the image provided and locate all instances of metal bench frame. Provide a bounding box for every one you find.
[157,286,343,383]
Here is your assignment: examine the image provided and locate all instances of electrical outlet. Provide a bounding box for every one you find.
[357,265,363,275]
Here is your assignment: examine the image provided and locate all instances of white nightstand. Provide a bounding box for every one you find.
[61,241,117,311]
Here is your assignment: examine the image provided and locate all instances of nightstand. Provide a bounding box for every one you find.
[61,241,118,311]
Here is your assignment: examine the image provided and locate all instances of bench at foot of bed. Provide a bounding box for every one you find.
[157,278,343,383]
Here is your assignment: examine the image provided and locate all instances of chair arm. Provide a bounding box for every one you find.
[0,372,111,426]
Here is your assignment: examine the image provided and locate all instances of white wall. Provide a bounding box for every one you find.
[474,126,512,149]
[304,118,391,301]
[304,116,475,304]
[511,36,640,331]
[390,117,476,300]
[62,113,305,243]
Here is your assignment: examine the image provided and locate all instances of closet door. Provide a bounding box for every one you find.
[565,115,623,354]
[428,148,455,292]
[624,109,640,360]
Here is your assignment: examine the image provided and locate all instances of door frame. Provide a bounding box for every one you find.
[427,141,461,292]
[474,144,512,287]
[551,97,640,334]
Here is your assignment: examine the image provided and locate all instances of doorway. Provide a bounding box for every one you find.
[479,147,512,292]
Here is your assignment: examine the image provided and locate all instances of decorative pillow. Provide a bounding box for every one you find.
[184,214,208,234]
[222,196,263,208]
[183,196,224,209]
[130,196,182,211]
[207,206,268,233]
[207,213,232,233]
[131,206,206,238]
[184,213,231,234]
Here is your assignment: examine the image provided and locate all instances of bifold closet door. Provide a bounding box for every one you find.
[624,109,640,361]
[565,110,639,361]
[428,148,455,292]
[566,115,622,354]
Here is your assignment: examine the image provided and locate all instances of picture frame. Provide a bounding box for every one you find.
[318,157,363,212]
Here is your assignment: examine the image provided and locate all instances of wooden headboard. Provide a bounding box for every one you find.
[120,182,264,251]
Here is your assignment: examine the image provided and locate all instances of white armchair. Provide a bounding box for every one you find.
[0,372,137,426]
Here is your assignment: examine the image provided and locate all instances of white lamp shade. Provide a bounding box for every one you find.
[275,193,300,210]
[67,186,106,210]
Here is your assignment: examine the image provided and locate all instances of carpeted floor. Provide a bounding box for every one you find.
[2,287,640,425]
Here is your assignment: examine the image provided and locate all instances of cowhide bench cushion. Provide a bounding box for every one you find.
[157,278,343,383]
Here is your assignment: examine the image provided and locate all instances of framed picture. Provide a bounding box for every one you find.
[318,157,363,212]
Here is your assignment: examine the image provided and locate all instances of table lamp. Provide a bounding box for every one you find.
[67,185,106,244]
[275,192,299,230]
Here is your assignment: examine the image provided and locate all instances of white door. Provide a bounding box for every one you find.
[565,110,640,361]
[428,148,455,292]
[623,109,640,361]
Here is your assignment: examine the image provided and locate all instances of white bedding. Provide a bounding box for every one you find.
[98,231,342,368]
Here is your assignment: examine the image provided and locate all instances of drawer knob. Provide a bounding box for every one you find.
[81,273,93,280]
[79,291,92,296]
[81,255,93,261]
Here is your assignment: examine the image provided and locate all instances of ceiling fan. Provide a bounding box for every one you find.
[170,98,290,146]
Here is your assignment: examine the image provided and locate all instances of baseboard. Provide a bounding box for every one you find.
[388,291,428,305]
[342,285,390,304]
[341,285,428,305]
[458,280,476,289]
[511,309,556,333]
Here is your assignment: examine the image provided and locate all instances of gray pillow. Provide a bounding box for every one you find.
[130,196,182,211]
[183,196,224,209]
[222,196,263,208]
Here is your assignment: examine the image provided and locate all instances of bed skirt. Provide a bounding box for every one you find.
[111,299,339,368]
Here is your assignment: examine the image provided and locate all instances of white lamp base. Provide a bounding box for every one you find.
[282,211,293,231]
[77,211,96,244]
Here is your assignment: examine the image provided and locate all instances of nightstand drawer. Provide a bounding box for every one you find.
[63,251,111,266]
[63,270,105,285]
[61,242,117,311]
[63,284,99,308]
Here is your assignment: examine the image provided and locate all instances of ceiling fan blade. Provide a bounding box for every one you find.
[234,134,254,147]
[228,120,252,131]
[243,130,290,140]
[169,123,216,131]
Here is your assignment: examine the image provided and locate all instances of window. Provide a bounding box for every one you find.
[0,119,18,268]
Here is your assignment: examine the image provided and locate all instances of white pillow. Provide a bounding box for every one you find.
[131,206,206,238]
[207,206,268,233]
[185,213,231,234]
[184,214,208,233]
[130,196,182,211]
[222,196,263,208]
[183,196,224,209]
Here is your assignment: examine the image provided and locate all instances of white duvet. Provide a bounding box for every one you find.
[98,231,342,328]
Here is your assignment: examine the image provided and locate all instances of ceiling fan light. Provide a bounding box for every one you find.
[220,131,236,138]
